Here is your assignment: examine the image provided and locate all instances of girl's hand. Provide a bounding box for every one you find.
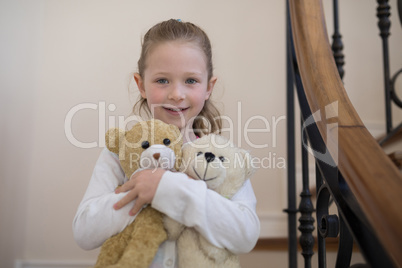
[113,168,166,216]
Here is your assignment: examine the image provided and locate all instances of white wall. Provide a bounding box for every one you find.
[1,0,401,267]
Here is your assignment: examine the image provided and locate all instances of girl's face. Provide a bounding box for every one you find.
[134,41,217,131]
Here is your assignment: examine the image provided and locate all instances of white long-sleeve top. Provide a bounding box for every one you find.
[73,148,260,267]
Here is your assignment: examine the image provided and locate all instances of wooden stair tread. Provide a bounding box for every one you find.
[388,151,402,169]
[377,127,402,147]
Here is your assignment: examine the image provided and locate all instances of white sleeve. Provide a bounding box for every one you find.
[72,148,137,250]
[151,171,260,254]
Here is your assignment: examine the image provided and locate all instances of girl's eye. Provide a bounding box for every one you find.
[157,79,169,84]
[197,152,203,156]
[219,156,225,162]
[185,78,197,84]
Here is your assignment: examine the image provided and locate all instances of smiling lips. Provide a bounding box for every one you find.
[163,106,189,114]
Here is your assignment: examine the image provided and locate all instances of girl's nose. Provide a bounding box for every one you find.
[168,84,185,101]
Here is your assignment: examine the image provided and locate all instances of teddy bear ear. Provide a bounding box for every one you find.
[168,123,183,144]
[169,123,181,136]
[105,128,125,154]
[238,149,256,178]
[181,141,195,158]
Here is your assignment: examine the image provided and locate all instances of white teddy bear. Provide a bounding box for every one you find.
[164,134,255,268]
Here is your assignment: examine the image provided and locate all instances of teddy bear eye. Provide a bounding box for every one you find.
[219,156,225,162]
[141,141,150,149]
[163,138,171,146]
[197,152,203,156]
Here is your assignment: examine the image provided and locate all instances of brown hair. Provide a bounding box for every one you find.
[133,19,222,136]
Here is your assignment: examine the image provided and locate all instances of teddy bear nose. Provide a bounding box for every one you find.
[205,152,215,163]
[153,153,160,160]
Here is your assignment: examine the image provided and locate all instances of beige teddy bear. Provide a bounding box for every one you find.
[164,134,255,268]
[94,119,182,268]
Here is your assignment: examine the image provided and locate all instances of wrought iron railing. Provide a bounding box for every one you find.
[377,0,402,145]
[285,0,402,267]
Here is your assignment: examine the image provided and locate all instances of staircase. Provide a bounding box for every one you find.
[285,0,402,267]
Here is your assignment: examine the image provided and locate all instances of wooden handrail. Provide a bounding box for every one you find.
[289,0,402,266]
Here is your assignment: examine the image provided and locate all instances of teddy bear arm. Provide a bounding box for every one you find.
[177,228,241,268]
[198,233,232,263]
[177,228,210,268]
[163,216,185,241]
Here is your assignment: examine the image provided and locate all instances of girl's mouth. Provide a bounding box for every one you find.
[163,107,189,113]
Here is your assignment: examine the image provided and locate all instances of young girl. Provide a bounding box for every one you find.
[73,19,260,267]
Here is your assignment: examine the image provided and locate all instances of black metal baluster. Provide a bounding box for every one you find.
[299,120,315,268]
[398,0,402,26]
[332,0,345,79]
[377,0,402,145]
[335,215,353,268]
[316,185,335,268]
[286,1,298,266]
[316,165,326,268]
[376,0,392,133]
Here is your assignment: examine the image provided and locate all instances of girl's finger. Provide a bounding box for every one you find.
[113,188,138,210]
[129,201,145,216]
[115,177,136,194]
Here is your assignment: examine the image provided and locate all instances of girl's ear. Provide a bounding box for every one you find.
[205,76,217,100]
[134,73,146,99]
